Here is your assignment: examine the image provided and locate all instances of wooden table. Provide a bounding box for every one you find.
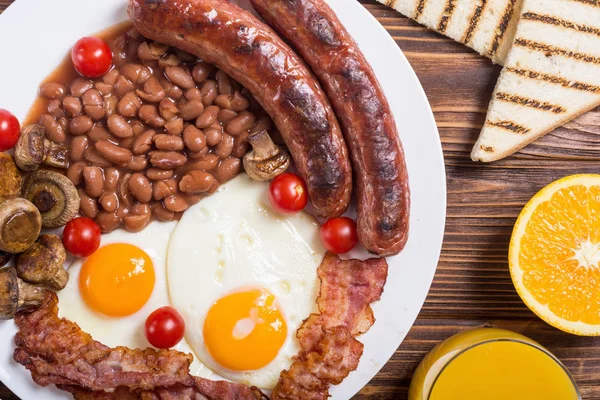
[2,0,600,398]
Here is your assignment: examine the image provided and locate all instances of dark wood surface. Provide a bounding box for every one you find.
[2,0,600,399]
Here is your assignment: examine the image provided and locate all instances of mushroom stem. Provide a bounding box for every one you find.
[18,279,46,310]
[247,130,280,159]
[243,130,291,182]
[14,125,69,171]
[0,268,46,320]
[43,139,69,169]
[16,234,69,291]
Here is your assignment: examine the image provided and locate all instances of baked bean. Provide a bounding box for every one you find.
[127,155,149,171]
[216,157,242,183]
[153,179,177,201]
[47,99,65,119]
[99,192,119,213]
[150,41,170,57]
[115,75,135,97]
[216,71,233,95]
[95,140,133,165]
[129,173,153,203]
[112,35,129,66]
[67,162,87,186]
[195,105,219,129]
[137,41,159,61]
[188,146,209,160]
[185,88,202,102]
[231,92,250,112]
[251,114,273,134]
[116,204,129,219]
[62,96,82,117]
[204,127,222,147]
[147,168,173,181]
[138,67,152,85]
[121,63,142,82]
[139,105,165,128]
[192,62,213,84]
[69,115,94,136]
[39,114,66,143]
[165,66,195,89]
[189,153,219,172]
[88,124,112,142]
[103,69,120,85]
[179,100,204,121]
[120,136,134,150]
[200,80,218,106]
[58,117,68,132]
[95,82,113,96]
[82,89,106,121]
[69,136,89,162]
[104,95,118,117]
[153,203,175,222]
[169,85,183,101]
[218,109,237,124]
[159,98,178,121]
[132,203,151,215]
[96,211,121,233]
[79,189,99,220]
[154,134,184,151]
[124,212,151,232]
[233,131,250,158]
[164,194,189,213]
[177,49,196,62]
[137,76,166,103]
[132,129,156,154]
[158,54,181,69]
[107,114,134,138]
[148,151,187,169]
[215,133,234,159]
[83,166,105,198]
[118,92,142,117]
[39,82,66,99]
[183,125,206,152]
[131,120,146,135]
[226,111,256,136]
[179,170,216,193]
[104,168,120,191]
[118,173,133,208]
[164,118,184,136]
[70,79,93,97]
[84,147,112,167]
[214,94,233,109]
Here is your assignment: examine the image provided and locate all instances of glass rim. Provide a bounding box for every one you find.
[427,337,582,400]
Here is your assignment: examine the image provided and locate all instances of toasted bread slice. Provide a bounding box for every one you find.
[380,0,523,64]
[471,0,600,162]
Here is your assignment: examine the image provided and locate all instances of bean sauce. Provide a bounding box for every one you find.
[27,22,275,233]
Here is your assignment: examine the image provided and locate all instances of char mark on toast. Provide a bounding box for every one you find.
[487,120,531,134]
[495,92,566,114]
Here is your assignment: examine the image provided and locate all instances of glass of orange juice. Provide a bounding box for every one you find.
[409,328,580,400]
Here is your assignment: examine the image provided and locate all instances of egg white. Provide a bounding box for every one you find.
[58,221,210,377]
[167,174,325,389]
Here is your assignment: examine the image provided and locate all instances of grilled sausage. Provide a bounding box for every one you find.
[251,0,410,255]
[128,0,352,219]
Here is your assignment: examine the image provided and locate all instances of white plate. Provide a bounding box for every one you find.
[0,0,446,398]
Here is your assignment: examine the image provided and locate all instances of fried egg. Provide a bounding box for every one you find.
[167,174,326,389]
[58,221,209,376]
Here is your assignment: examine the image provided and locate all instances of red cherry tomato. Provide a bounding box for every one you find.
[0,109,20,151]
[62,217,101,257]
[268,173,308,214]
[71,37,113,78]
[320,217,359,254]
[145,306,186,349]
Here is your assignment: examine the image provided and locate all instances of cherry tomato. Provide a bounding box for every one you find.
[71,37,113,78]
[62,217,101,257]
[0,109,20,151]
[320,217,359,254]
[145,306,186,349]
[268,173,308,214]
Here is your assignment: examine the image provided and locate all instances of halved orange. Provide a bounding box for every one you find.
[510,174,600,336]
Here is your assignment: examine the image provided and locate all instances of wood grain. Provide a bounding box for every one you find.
[2,0,600,399]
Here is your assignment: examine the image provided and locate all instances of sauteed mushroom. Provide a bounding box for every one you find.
[14,124,68,171]
[0,198,42,254]
[243,130,290,181]
[16,234,68,291]
[0,153,22,201]
[21,170,80,229]
[0,268,46,320]
[0,251,11,268]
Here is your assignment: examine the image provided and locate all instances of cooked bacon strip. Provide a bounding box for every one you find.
[272,253,388,399]
[14,292,264,400]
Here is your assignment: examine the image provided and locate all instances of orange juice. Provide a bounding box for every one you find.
[409,329,580,400]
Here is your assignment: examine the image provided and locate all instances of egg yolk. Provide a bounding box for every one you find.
[79,243,155,317]
[203,288,287,371]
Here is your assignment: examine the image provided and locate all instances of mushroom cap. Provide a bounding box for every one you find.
[0,268,19,319]
[21,170,80,229]
[16,234,68,290]
[0,153,22,201]
[14,124,46,172]
[0,198,42,254]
